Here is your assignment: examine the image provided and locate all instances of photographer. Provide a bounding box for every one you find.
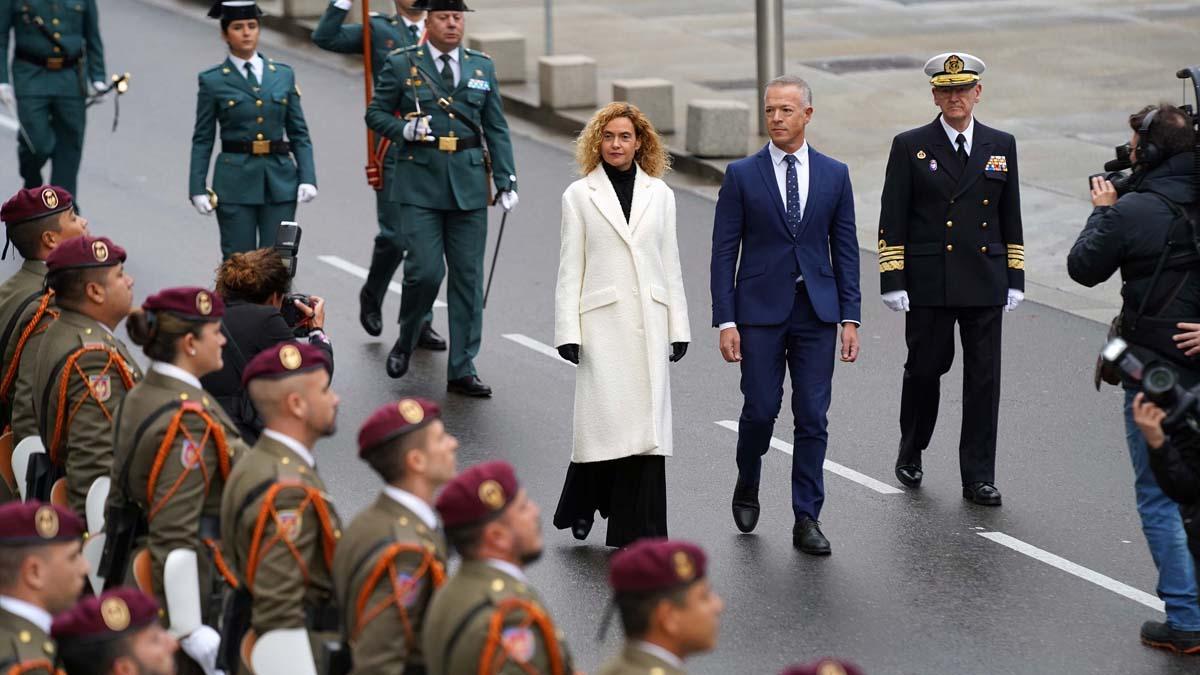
[201,248,333,442]
[1067,102,1200,652]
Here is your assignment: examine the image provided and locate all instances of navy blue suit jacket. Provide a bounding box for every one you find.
[710,143,861,327]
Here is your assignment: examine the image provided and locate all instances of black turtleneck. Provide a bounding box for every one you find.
[602,161,637,222]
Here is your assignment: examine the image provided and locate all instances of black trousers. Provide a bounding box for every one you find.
[897,305,1003,485]
[553,455,666,548]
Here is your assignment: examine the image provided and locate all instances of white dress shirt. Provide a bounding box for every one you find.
[631,641,684,669]
[150,361,202,390]
[262,429,316,468]
[940,115,974,156]
[0,596,52,634]
[402,16,425,36]
[227,52,264,85]
[427,43,461,87]
[484,558,528,583]
[383,485,438,530]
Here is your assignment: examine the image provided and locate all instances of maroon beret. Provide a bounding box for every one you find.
[52,588,160,645]
[779,660,864,675]
[45,235,125,273]
[241,341,331,387]
[1,186,73,227]
[143,286,225,321]
[609,538,707,594]
[436,460,519,529]
[0,501,85,544]
[358,398,441,457]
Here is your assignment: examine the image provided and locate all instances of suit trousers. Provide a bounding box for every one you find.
[17,94,86,198]
[736,285,836,521]
[397,205,486,380]
[897,305,1003,485]
[215,201,296,259]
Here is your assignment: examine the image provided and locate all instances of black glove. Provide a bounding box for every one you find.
[557,343,580,364]
[670,342,688,363]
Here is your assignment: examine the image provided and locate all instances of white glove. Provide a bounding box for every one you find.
[1005,288,1024,312]
[297,183,318,203]
[0,84,14,109]
[179,625,222,675]
[191,194,214,216]
[497,190,518,212]
[882,290,910,312]
[91,80,107,94]
[403,115,432,142]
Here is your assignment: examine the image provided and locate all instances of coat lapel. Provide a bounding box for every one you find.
[796,147,825,237]
[586,167,633,246]
[754,145,790,236]
[221,56,259,98]
[953,123,995,199]
[628,170,654,234]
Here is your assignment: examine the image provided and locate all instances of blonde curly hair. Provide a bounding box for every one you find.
[574,102,671,177]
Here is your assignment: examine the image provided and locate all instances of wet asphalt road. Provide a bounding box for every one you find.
[0,1,1195,672]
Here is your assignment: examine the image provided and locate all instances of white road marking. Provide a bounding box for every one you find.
[715,420,903,495]
[978,531,1165,613]
[502,333,574,366]
[0,114,17,132]
[317,254,446,308]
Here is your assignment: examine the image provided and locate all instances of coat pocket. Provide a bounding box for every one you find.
[579,286,619,314]
[736,263,765,281]
[650,285,669,305]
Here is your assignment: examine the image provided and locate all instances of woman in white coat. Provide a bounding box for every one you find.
[552,102,690,548]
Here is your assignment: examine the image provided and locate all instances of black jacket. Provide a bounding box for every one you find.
[1147,436,1200,578]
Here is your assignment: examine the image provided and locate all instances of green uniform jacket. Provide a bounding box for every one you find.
[365,45,516,211]
[0,0,103,96]
[219,433,341,652]
[189,55,316,205]
[8,295,55,446]
[311,4,421,81]
[332,492,446,675]
[421,559,573,675]
[0,606,56,674]
[30,308,141,516]
[109,368,248,621]
[598,645,687,675]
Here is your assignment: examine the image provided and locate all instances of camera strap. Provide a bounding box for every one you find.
[1133,193,1197,322]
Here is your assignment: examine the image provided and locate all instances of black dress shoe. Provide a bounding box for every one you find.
[1141,620,1200,654]
[571,518,593,541]
[417,322,447,351]
[793,517,831,555]
[359,288,383,337]
[448,375,492,397]
[895,464,923,488]
[385,341,410,379]
[962,482,1002,506]
[731,479,760,533]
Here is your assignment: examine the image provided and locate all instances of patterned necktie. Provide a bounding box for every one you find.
[956,133,968,167]
[439,53,455,90]
[244,61,259,88]
[784,154,802,236]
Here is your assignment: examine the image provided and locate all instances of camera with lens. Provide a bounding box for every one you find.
[273,221,315,333]
[1089,142,1140,196]
[1103,338,1200,448]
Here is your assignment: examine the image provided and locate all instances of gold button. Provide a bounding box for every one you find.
[18,630,31,643]
[228,100,236,107]
[53,46,61,53]
[982,199,990,206]
[651,669,666,675]
[52,18,59,25]
[399,516,409,526]
[407,155,414,160]
[203,397,210,406]
[84,328,92,335]
[53,32,61,39]
[281,457,290,465]
[416,524,428,535]
[981,221,988,228]
[256,100,263,107]
[946,245,954,252]
[448,112,455,119]
[256,116,264,124]
[179,393,189,400]
[490,579,505,592]
[945,220,953,228]
[43,641,54,655]
[256,132,264,140]
[297,466,307,474]
[980,246,988,253]
[334,529,342,539]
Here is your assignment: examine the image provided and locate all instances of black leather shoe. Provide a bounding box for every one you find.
[793,517,831,555]
[895,464,923,488]
[359,288,383,337]
[731,479,760,533]
[1141,620,1200,654]
[417,322,447,351]
[571,518,593,541]
[448,375,492,398]
[385,341,410,379]
[962,482,1002,506]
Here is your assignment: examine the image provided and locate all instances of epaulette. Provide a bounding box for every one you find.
[265,58,292,71]
[388,44,419,57]
[200,63,226,77]
[464,48,491,60]
[76,328,115,348]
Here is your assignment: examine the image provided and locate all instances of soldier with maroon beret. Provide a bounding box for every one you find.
[0,501,88,675]
[332,398,458,675]
[422,460,575,675]
[599,539,723,675]
[52,588,179,675]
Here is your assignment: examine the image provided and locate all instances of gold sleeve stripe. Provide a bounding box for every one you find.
[880,260,905,272]
[1007,260,1025,270]
[879,253,905,263]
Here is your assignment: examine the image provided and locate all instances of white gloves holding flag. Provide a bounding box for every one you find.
[403,115,432,142]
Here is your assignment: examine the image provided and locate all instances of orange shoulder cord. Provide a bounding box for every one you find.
[478,598,565,675]
[48,345,135,465]
[0,290,56,404]
[4,660,65,675]
[352,543,446,649]
[244,481,338,592]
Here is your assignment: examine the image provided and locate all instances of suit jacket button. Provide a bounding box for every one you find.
[981,221,988,228]
[982,199,990,206]
[946,244,954,252]
[945,220,953,228]
[980,246,988,253]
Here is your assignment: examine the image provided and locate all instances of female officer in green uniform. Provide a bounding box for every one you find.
[189,1,317,259]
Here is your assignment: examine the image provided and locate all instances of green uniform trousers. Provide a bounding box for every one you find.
[367,191,434,326]
[398,205,485,379]
[215,201,296,259]
[17,95,86,198]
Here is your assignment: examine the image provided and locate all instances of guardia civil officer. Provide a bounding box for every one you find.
[365,0,517,397]
[52,588,180,675]
[0,501,88,675]
[0,0,105,199]
[312,0,444,349]
[878,53,1024,505]
[28,235,141,519]
[332,398,456,675]
[219,342,341,675]
[189,1,318,259]
[422,461,574,675]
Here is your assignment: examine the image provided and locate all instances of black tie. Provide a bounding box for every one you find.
[408,24,419,42]
[439,53,454,90]
[244,61,259,88]
[956,133,968,166]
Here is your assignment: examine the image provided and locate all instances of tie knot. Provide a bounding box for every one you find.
[784,154,797,166]
[440,54,451,64]
[956,133,966,147]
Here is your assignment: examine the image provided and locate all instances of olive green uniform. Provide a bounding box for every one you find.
[8,295,56,446]
[598,645,687,675]
[0,259,46,501]
[0,605,57,674]
[332,492,446,675]
[421,560,573,675]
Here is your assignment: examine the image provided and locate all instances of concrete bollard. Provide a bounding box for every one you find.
[538,55,597,109]
[467,33,527,83]
[612,78,675,134]
[685,100,749,158]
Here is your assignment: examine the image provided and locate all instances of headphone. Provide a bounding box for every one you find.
[1136,108,1162,168]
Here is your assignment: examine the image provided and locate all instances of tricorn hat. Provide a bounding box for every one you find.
[412,0,474,11]
[208,1,263,20]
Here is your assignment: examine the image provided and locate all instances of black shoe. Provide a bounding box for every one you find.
[1141,621,1200,654]
[448,375,492,397]
[963,482,1002,506]
[895,464,923,488]
[417,322,447,351]
[731,479,760,533]
[793,517,831,555]
[385,341,410,379]
[571,518,593,541]
[359,288,383,337]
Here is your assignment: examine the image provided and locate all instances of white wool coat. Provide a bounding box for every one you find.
[554,165,690,463]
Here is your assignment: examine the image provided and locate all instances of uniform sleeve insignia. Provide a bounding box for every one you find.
[393,572,424,607]
[34,505,59,538]
[88,374,111,402]
[276,509,302,542]
[916,150,926,160]
[500,627,535,663]
[180,439,202,469]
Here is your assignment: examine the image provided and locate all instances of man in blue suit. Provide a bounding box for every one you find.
[710,75,861,555]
